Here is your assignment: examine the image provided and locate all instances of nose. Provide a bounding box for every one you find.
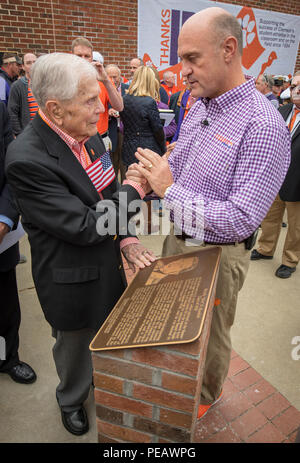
[180,60,191,79]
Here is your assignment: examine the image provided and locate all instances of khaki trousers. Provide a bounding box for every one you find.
[257,195,300,267]
[162,231,250,404]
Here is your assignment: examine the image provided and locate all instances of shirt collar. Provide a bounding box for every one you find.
[202,76,256,112]
[38,109,89,156]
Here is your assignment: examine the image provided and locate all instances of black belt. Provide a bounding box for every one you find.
[101,131,109,138]
[176,232,242,246]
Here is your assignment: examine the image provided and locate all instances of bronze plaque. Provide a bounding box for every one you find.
[90,247,221,351]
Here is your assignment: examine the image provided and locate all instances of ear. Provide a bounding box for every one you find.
[223,36,238,63]
[45,100,64,127]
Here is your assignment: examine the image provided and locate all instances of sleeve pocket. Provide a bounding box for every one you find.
[53,266,99,284]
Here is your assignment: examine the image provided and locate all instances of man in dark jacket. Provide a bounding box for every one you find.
[0,53,20,106]
[5,53,154,436]
[255,74,279,109]
[251,71,300,278]
[0,101,36,384]
[8,53,37,136]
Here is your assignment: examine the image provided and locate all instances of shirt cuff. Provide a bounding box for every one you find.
[0,215,14,230]
[122,180,146,199]
[163,183,177,203]
[120,237,140,250]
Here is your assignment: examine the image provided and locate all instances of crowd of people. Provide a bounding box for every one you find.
[0,5,299,441]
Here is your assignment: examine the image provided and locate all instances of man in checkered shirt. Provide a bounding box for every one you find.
[127,7,291,418]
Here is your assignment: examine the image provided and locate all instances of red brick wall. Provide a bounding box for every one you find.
[92,291,215,443]
[0,0,299,77]
[0,0,139,78]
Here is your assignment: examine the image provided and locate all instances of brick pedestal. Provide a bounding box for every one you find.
[92,285,216,443]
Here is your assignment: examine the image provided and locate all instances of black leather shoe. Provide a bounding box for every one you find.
[7,361,37,384]
[275,264,296,279]
[60,406,89,436]
[251,249,273,260]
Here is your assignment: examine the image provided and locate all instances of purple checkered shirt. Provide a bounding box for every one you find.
[164,77,291,243]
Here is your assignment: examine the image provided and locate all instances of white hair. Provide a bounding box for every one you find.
[105,64,121,75]
[30,52,98,108]
[163,71,173,80]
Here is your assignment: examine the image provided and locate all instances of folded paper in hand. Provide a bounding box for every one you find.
[0,222,25,254]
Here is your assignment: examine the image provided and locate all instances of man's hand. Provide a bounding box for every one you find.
[0,222,9,244]
[92,61,108,83]
[108,108,119,118]
[121,242,156,273]
[93,62,123,111]
[134,148,174,198]
[165,142,176,158]
[126,164,152,194]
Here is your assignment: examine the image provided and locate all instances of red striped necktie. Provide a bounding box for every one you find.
[289,108,299,131]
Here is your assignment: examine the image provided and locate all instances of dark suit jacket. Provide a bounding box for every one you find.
[7,77,31,136]
[169,91,181,125]
[278,103,300,201]
[0,101,19,272]
[5,114,141,331]
[108,82,128,152]
[159,86,169,105]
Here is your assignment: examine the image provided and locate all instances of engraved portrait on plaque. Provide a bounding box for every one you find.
[90,247,221,352]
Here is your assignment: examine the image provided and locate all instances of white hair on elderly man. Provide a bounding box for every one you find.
[30,52,98,108]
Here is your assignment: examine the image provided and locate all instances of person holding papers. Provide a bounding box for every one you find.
[0,101,36,384]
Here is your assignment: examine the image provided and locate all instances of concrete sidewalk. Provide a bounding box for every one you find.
[0,227,299,443]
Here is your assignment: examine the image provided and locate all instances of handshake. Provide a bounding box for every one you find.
[126,146,175,198]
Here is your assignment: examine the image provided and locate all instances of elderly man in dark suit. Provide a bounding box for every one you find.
[251,71,300,278]
[0,101,36,384]
[5,53,155,436]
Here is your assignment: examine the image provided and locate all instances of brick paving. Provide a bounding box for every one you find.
[194,350,300,443]
[123,262,300,444]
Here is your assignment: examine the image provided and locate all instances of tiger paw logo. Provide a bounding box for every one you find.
[237,7,265,69]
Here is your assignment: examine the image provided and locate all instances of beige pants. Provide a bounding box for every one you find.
[257,195,300,267]
[162,231,250,404]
